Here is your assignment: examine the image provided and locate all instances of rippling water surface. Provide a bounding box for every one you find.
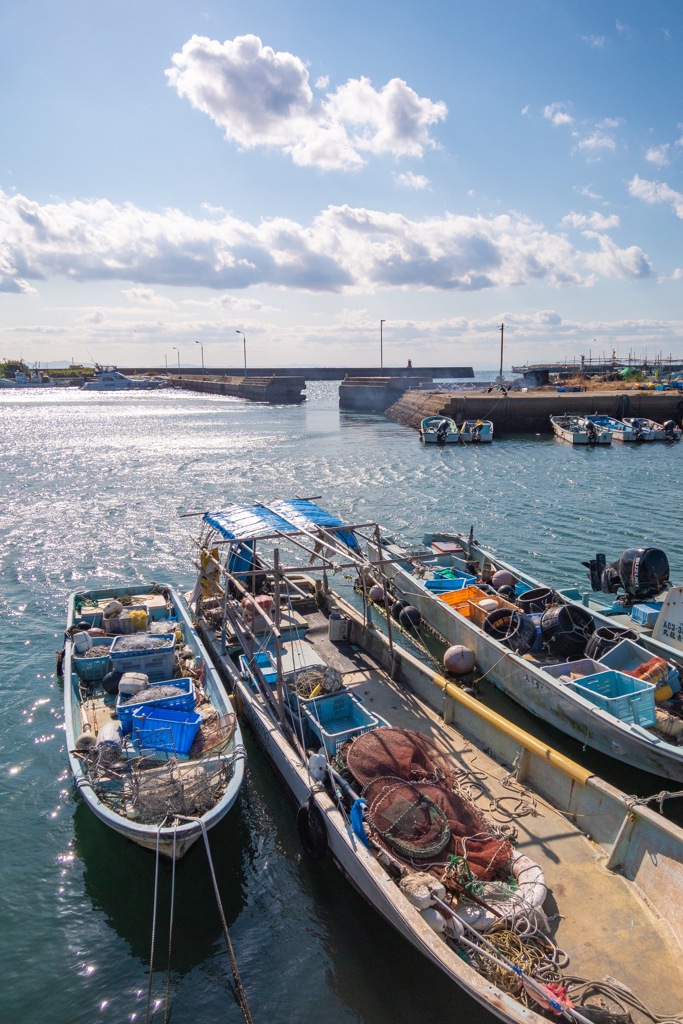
[2,381,682,1023]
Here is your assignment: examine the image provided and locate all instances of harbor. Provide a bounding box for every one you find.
[3,380,683,1024]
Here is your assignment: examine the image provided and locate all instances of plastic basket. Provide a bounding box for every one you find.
[571,669,657,727]
[73,637,113,682]
[629,603,661,627]
[116,678,195,734]
[599,639,680,695]
[131,706,202,755]
[438,585,493,617]
[239,651,278,688]
[543,658,605,681]
[110,633,176,683]
[303,691,385,756]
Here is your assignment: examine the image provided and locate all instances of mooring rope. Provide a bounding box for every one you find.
[145,826,163,1024]
[163,825,178,1024]
[197,818,255,1024]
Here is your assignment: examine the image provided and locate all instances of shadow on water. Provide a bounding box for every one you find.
[72,792,251,972]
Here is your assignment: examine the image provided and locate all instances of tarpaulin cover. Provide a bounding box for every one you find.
[204,499,361,552]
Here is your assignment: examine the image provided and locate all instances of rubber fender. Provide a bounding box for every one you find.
[297,796,328,861]
[482,607,537,654]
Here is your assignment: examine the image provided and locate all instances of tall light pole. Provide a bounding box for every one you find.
[236,330,247,374]
[498,323,504,381]
[195,339,204,375]
[173,346,180,374]
[165,353,168,372]
[380,319,386,376]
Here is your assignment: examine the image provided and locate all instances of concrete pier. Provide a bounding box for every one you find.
[338,375,435,412]
[385,388,683,436]
[174,374,306,404]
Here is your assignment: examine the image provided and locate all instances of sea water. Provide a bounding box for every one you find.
[1,380,682,1024]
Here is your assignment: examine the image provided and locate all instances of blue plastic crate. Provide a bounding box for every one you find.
[571,669,656,727]
[116,677,195,734]
[239,651,278,687]
[630,603,661,627]
[303,691,385,756]
[110,633,176,683]
[131,706,202,755]
[73,637,113,683]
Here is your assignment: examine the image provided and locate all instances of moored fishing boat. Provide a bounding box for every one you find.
[622,416,681,442]
[549,414,611,444]
[419,415,459,444]
[459,419,493,443]
[189,498,683,1024]
[367,529,683,780]
[81,364,167,390]
[61,583,245,858]
[585,413,637,441]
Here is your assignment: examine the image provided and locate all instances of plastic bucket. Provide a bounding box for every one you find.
[540,605,595,656]
[483,608,538,654]
[585,626,639,661]
[517,587,555,614]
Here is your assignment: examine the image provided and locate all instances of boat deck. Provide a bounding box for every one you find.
[298,611,679,1019]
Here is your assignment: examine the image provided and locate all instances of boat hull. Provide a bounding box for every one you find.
[64,585,245,858]
[370,539,683,780]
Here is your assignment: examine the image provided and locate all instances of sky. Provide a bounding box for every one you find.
[1,0,683,372]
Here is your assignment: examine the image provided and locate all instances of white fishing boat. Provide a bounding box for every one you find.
[81,364,166,390]
[622,416,681,442]
[189,498,683,1024]
[0,368,55,388]
[585,413,637,441]
[420,416,459,444]
[549,414,611,444]
[459,419,493,443]
[367,529,683,780]
[61,583,245,858]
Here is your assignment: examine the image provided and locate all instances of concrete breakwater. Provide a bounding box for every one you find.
[385,388,683,436]
[174,374,306,404]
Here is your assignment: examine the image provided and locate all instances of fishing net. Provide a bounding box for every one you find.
[345,728,455,788]
[125,760,227,823]
[364,778,451,859]
[348,728,512,879]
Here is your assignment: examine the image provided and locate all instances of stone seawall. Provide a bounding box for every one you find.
[385,389,683,435]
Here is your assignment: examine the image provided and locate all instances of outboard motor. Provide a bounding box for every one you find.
[472,421,482,442]
[584,547,670,604]
[631,418,645,441]
[586,421,598,444]
[663,419,678,443]
[436,419,449,444]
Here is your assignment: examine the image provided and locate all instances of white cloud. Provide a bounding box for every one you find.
[629,175,683,219]
[561,211,620,231]
[394,171,430,190]
[166,34,447,171]
[0,188,653,300]
[645,144,670,167]
[577,130,617,154]
[543,103,573,127]
[582,35,605,49]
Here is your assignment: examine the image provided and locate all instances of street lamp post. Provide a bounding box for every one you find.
[165,353,168,372]
[195,340,204,375]
[172,346,180,374]
[380,320,386,376]
[236,330,247,374]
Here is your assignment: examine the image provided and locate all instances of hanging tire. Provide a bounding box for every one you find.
[482,608,537,654]
[297,797,328,861]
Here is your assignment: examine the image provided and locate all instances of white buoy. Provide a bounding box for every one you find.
[443,645,475,675]
[477,598,498,613]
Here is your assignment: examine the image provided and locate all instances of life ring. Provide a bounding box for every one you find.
[297,796,328,861]
[453,851,547,932]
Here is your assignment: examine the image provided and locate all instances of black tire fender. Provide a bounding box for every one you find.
[297,796,328,861]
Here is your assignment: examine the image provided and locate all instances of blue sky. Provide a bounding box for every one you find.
[1,0,682,370]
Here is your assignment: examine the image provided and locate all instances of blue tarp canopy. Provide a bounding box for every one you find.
[203,499,362,552]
